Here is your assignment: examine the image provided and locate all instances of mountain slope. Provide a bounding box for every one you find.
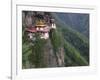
[51,12,89,37]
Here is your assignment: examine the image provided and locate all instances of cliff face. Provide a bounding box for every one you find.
[42,39,65,67]
[42,39,57,67]
[22,11,65,68]
[30,29,65,68]
[23,33,65,68]
[56,47,65,67]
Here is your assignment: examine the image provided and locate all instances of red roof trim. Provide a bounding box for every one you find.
[26,27,37,33]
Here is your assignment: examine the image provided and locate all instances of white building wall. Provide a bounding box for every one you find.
[40,32,49,39]
[51,23,56,29]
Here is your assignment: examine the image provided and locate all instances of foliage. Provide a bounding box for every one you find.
[49,29,63,52]
[64,40,88,66]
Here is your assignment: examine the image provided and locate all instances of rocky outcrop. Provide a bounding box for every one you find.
[56,47,65,67]
[42,39,58,67]
[41,39,65,67]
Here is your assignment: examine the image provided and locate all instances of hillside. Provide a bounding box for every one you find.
[51,12,89,37]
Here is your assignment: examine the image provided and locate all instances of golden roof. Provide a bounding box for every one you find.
[35,20,46,27]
